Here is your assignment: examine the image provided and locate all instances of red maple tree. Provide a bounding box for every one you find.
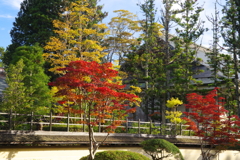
[49,60,140,160]
[183,89,240,160]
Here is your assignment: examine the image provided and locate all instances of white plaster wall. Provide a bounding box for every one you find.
[0,146,240,160]
[0,147,147,160]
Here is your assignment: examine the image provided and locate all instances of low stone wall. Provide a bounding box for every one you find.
[0,146,240,160]
[1,130,240,160]
[0,130,200,145]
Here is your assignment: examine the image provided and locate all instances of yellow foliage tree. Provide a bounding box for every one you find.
[44,0,108,75]
[166,97,183,108]
[165,97,183,135]
[105,10,141,64]
[165,110,182,123]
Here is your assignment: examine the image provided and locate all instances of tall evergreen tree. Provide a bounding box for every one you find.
[11,44,52,112]
[0,59,28,129]
[3,0,63,67]
[125,0,167,121]
[206,2,222,88]
[171,0,205,99]
[219,54,237,114]
[160,0,175,100]
[205,2,235,113]
[1,59,27,113]
[158,0,177,123]
[221,0,240,116]
[138,0,158,120]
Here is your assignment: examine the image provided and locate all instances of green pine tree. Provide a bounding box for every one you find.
[124,0,169,121]
[160,0,175,100]
[3,0,63,67]
[11,44,52,113]
[1,59,27,113]
[221,0,240,116]
[219,54,236,114]
[171,0,205,99]
[1,59,29,129]
[206,2,222,88]
[205,2,235,113]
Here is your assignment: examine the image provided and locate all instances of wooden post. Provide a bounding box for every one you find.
[67,111,70,132]
[180,123,182,135]
[9,109,12,130]
[30,112,33,131]
[83,115,85,132]
[162,123,165,135]
[189,126,191,136]
[150,120,152,134]
[170,124,172,135]
[138,119,140,134]
[50,111,52,131]
[98,121,101,132]
[160,123,162,135]
[125,118,128,133]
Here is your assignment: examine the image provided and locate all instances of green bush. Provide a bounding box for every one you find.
[80,150,150,160]
[141,139,184,160]
[43,124,84,131]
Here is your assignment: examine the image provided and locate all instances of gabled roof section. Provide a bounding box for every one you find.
[193,64,223,79]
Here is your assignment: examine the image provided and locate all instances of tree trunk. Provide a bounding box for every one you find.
[88,126,99,160]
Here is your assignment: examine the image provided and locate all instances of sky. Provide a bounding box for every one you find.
[0,0,225,50]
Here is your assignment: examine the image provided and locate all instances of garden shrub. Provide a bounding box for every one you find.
[80,150,150,160]
[43,124,84,131]
[141,139,184,160]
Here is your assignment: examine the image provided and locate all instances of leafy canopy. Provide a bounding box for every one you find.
[49,60,141,131]
[49,60,141,160]
[183,88,240,160]
[166,98,183,123]
[105,9,141,64]
[4,0,63,67]
[166,98,183,108]
[44,0,108,75]
[80,151,150,160]
[11,44,52,112]
[1,59,27,112]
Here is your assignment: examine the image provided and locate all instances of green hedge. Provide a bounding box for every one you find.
[80,151,150,160]
[42,124,85,131]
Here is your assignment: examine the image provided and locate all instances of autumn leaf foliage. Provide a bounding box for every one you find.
[183,88,240,159]
[44,0,108,75]
[49,60,140,132]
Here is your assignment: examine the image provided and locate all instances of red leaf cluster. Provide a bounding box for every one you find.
[184,88,240,148]
[50,60,140,133]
